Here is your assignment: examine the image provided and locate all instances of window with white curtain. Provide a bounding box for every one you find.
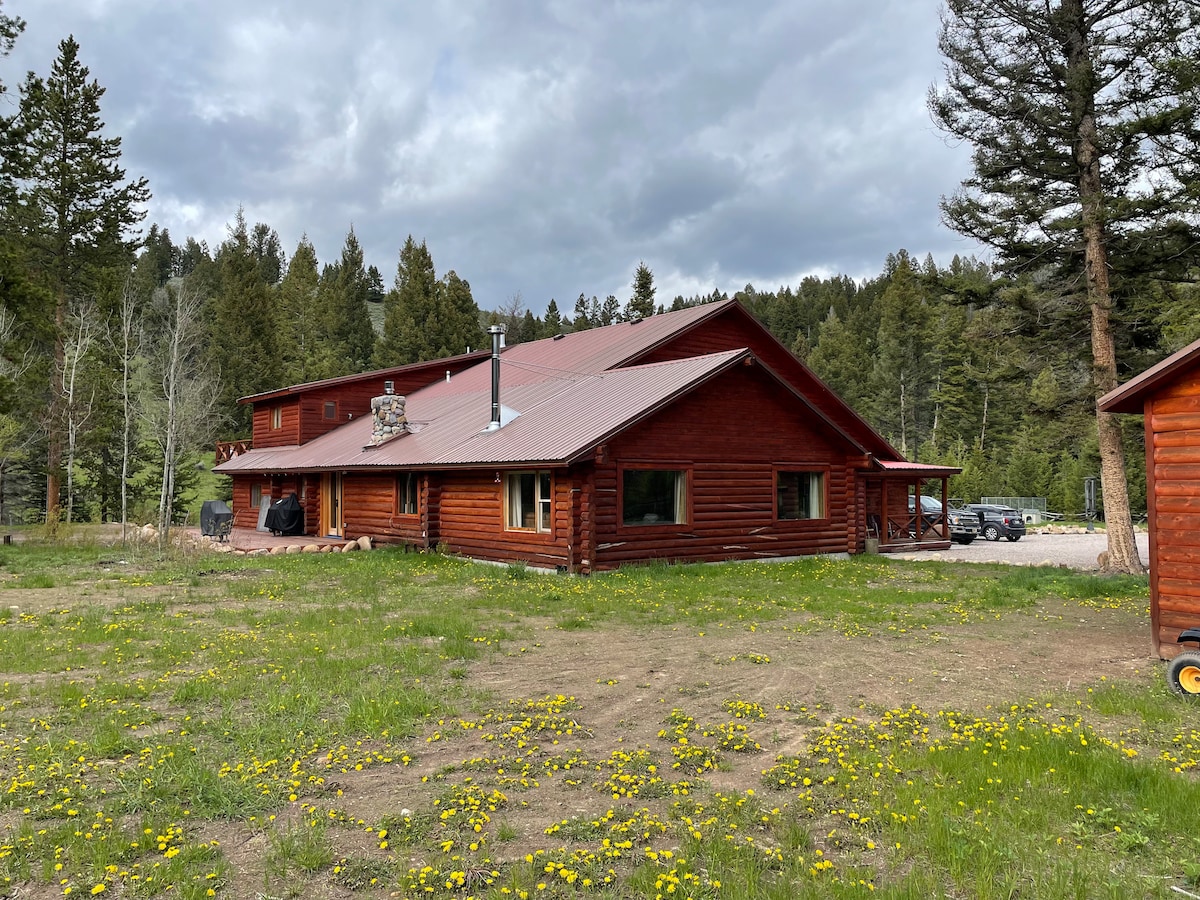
[622,469,686,525]
[506,471,552,532]
[776,471,826,520]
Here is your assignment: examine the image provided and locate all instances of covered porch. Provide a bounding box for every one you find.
[863,460,961,553]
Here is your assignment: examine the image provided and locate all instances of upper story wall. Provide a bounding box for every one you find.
[247,353,488,447]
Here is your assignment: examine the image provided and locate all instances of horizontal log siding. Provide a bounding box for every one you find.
[252,399,301,447]
[592,363,852,569]
[631,309,878,452]
[341,473,426,547]
[230,477,259,528]
[433,471,571,568]
[249,359,482,448]
[1149,374,1200,656]
[299,390,364,443]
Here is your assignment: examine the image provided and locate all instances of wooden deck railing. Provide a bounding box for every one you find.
[215,439,251,463]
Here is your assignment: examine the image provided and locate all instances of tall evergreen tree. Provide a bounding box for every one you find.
[599,294,620,327]
[518,310,539,343]
[572,293,592,330]
[208,210,278,433]
[327,228,376,373]
[435,270,485,357]
[277,236,322,382]
[625,261,656,320]
[377,236,438,366]
[929,0,1200,572]
[1,35,150,520]
[542,299,563,337]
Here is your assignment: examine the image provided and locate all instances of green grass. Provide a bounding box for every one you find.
[0,542,1187,899]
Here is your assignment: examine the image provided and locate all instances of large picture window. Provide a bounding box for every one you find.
[777,471,826,520]
[622,469,686,526]
[396,472,418,516]
[506,471,552,532]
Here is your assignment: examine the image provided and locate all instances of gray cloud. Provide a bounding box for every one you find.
[4,0,979,311]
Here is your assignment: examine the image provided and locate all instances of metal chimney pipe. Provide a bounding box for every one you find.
[487,324,506,431]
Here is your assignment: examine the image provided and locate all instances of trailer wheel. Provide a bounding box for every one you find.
[1168,652,1200,697]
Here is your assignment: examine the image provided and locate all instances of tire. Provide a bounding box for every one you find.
[982,524,1001,541]
[1168,651,1200,698]
[1005,534,1021,542]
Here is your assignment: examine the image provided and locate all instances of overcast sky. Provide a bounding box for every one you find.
[5,0,984,314]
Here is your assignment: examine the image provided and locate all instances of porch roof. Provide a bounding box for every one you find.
[871,459,961,478]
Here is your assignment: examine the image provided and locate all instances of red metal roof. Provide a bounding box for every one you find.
[874,459,961,477]
[215,300,908,475]
[238,350,490,404]
[215,349,754,472]
[1099,336,1200,414]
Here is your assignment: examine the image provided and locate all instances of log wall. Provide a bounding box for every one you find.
[591,361,857,569]
[339,469,575,568]
[341,473,428,548]
[1148,378,1200,657]
[632,307,882,451]
[252,399,302,448]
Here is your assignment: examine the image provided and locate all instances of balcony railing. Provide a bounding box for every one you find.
[215,439,251,463]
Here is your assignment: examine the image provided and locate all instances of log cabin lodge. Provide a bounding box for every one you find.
[213,299,959,573]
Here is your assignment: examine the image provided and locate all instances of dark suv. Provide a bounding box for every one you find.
[908,495,980,544]
[966,504,1027,542]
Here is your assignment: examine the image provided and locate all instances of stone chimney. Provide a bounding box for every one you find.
[369,389,408,445]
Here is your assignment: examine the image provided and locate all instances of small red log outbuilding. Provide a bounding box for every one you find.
[1101,337,1200,658]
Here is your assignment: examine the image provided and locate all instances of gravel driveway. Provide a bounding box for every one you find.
[894,529,1152,571]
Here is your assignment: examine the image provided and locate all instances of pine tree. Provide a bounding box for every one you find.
[870,253,934,457]
[277,236,322,382]
[208,210,278,433]
[572,293,591,330]
[1,35,150,520]
[434,270,484,357]
[326,228,375,373]
[542,299,563,337]
[929,0,1200,572]
[625,261,656,320]
[599,295,620,327]
[518,310,540,343]
[377,236,438,366]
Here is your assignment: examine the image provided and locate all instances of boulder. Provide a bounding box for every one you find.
[356,535,372,551]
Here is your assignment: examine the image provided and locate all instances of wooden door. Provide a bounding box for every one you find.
[321,473,343,537]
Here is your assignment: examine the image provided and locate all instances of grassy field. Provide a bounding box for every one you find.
[0,541,1195,899]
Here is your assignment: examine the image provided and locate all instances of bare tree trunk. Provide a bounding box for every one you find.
[118,280,138,545]
[157,294,184,543]
[978,378,988,452]
[62,302,96,525]
[46,287,66,524]
[1069,6,1144,575]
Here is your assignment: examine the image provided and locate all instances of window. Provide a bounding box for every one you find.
[270,406,282,429]
[396,472,418,516]
[777,471,826,520]
[622,469,686,526]
[250,483,262,508]
[323,401,337,420]
[505,471,552,532]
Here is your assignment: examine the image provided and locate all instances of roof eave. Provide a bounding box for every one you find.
[1099,335,1200,414]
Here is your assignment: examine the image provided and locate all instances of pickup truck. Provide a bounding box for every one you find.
[908,495,980,544]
